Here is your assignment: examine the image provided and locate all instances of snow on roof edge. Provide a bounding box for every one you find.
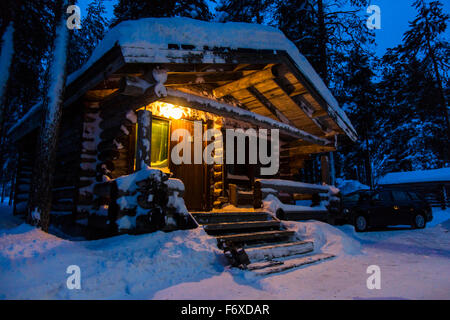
[67,17,356,135]
[378,168,450,185]
[13,18,356,139]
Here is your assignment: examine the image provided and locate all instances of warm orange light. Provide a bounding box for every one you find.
[159,103,184,119]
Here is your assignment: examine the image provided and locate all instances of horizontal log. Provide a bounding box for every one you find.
[288,145,336,156]
[255,179,330,195]
[119,76,153,96]
[161,88,332,146]
[213,68,276,98]
[93,181,115,197]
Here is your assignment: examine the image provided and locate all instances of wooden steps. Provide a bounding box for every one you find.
[191,209,334,274]
[204,220,280,233]
[216,230,295,247]
[250,253,335,275]
[244,240,314,261]
[191,211,269,224]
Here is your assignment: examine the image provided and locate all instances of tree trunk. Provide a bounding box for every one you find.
[27,0,71,232]
[0,23,15,203]
[0,22,14,135]
[317,0,328,84]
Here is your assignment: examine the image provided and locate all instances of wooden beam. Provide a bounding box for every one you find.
[321,155,330,185]
[165,71,244,86]
[100,84,160,115]
[213,68,276,98]
[288,145,336,156]
[85,89,118,101]
[277,52,358,141]
[247,86,293,126]
[162,88,332,146]
[272,76,333,135]
[64,45,125,108]
[119,76,153,96]
[136,110,152,171]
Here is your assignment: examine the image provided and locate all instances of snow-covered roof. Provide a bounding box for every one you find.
[68,17,355,136]
[378,168,450,185]
[10,18,356,142]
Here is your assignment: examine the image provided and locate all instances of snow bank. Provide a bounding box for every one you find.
[429,207,450,227]
[286,221,362,256]
[0,223,221,299]
[378,167,450,185]
[336,178,370,195]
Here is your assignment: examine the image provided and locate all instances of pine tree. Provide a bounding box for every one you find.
[28,0,72,231]
[0,23,14,134]
[400,0,449,156]
[375,46,447,175]
[0,1,54,195]
[215,0,274,24]
[68,0,109,74]
[112,0,211,27]
[333,48,379,185]
[275,0,373,85]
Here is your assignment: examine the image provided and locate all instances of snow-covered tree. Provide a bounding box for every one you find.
[0,23,14,133]
[68,0,109,74]
[333,48,379,186]
[112,0,211,27]
[275,0,373,85]
[400,0,449,152]
[215,0,274,24]
[28,0,72,231]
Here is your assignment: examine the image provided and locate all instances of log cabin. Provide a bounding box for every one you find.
[8,18,357,236]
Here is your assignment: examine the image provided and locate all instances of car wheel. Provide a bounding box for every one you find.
[276,208,285,220]
[355,215,368,232]
[412,214,426,229]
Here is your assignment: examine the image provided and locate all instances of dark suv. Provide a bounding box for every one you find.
[341,189,433,232]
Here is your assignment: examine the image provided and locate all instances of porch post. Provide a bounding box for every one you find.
[136,110,152,171]
[442,185,447,210]
[320,155,330,185]
[329,151,336,186]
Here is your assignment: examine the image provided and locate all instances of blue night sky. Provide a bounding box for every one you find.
[77,0,450,58]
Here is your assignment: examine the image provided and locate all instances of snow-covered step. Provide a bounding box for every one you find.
[247,260,283,271]
[204,220,280,233]
[216,230,295,247]
[191,211,271,224]
[244,241,314,261]
[251,253,335,275]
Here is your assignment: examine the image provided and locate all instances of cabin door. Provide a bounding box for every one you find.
[169,119,208,211]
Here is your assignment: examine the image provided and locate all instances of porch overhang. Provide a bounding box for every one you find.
[9,18,357,147]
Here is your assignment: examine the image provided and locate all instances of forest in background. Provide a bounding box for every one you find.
[0,0,448,190]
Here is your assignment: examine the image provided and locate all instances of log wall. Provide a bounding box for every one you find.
[51,102,84,220]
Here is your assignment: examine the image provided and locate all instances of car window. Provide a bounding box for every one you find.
[359,192,371,201]
[372,191,392,201]
[408,192,421,201]
[344,193,360,202]
[392,190,410,201]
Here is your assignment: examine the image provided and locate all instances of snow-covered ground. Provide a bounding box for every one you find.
[0,201,448,300]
